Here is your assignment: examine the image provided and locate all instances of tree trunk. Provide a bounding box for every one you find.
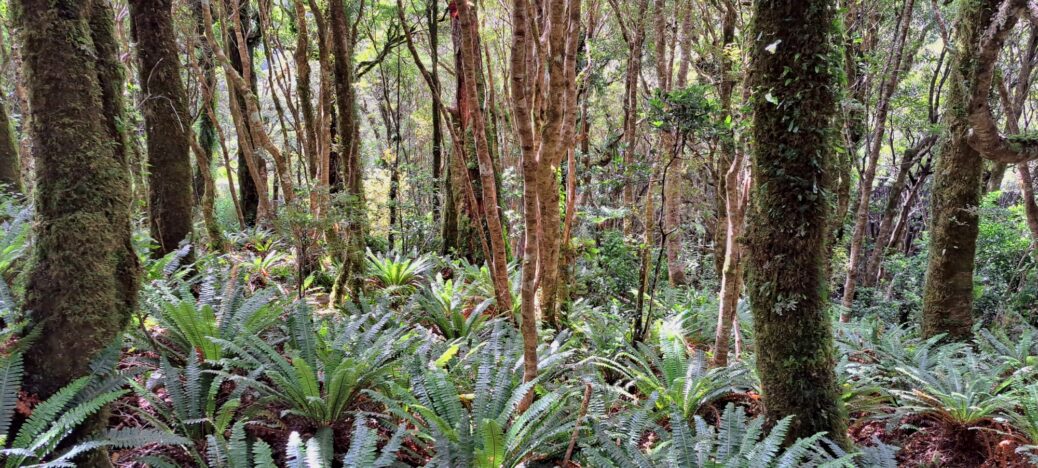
[834,1,878,250]
[864,135,936,284]
[328,0,367,304]
[616,0,650,235]
[745,0,848,445]
[1016,163,1038,242]
[456,0,513,316]
[712,0,737,281]
[661,0,691,286]
[713,153,748,367]
[293,0,318,181]
[17,2,140,464]
[429,0,445,249]
[840,0,915,317]
[0,95,21,194]
[129,0,195,257]
[226,0,264,225]
[920,0,997,341]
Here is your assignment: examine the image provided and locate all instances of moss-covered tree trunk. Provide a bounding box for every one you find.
[0,96,22,194]
[919,0,997,341]
[329,0,367,304]
[16,2,140,462]
[129,0,194,257]
[745,0,848,445]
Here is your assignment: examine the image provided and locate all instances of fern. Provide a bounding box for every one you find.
[366,250,432,295]
[0,364,186,467]
[585,402,854,467]
[219,305,412,430]
[373,328,574,467]
[0,352,23,439]
[892,350,1015,427]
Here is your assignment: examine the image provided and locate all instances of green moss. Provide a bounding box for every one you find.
[744,0,849,447]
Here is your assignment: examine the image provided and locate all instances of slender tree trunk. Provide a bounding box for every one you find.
[509,0,540,411]
[864,135,936,283]
[662,0,692,286]
[0,95,20,194]
[225,0,264,225]
[1020,163,1038,240]
[224,0,294,207]
[834,1,878,248]
[712,0,737,280]
[615,0,650,235]
[889,164,930,251]
[534,0,581,328]
[429,0,446,249]
[986,162,1007,192]
[294,0,318,181]
[745,0,848,445]
[457,0,513,315]
[129,0,195,257]
[17,2,140,464]
[920,0,997,341]
[840,0,915,318]
[9,42,32,194]
[713,153,749,367]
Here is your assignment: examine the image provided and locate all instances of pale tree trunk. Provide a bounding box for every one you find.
[713,153,749,367]
[835,1,880,247]
[202,0,272,222]
[513,0,547,411]
[559,0,600,314]
[889,162,931,252]
[840,0,915,319]
[988,24,1038,241]
[10,43,32,194]
[633,175,656,343]
[226,0,294,205]
[202,0,293,216]
[0,94,20,193]
[185,24,246,231]
[1020,164,1038,240]
[508,0,581,410]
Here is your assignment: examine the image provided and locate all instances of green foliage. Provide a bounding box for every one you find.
[892,349,1016,428]
[0,351,186,467]
[647,85,718,136]
[581,401,859,467]
[366,250,432,295]
[126,354,241,457]
[974,192,1035,319]
[342,419,408,468]
[578,229,641,306]
[416,273,491,340]
[375,327,575,467]
[216,302,412,429]
[140,271,281,362]
[594,331,746,421]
